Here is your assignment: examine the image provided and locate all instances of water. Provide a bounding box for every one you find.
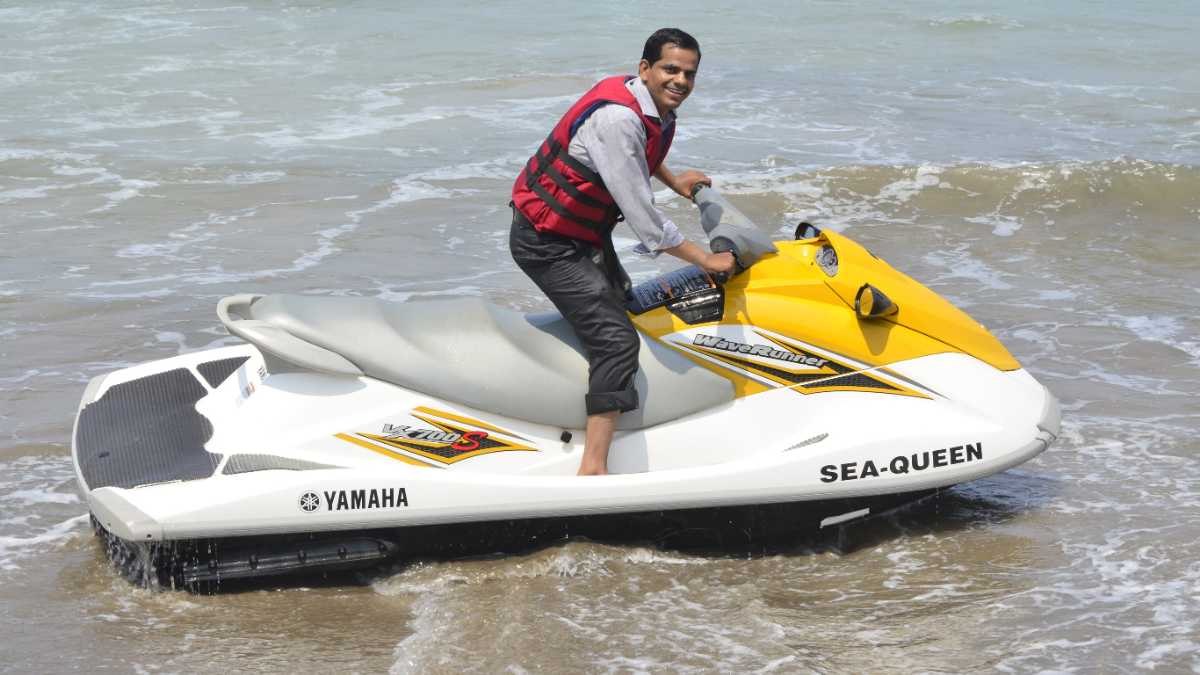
[2,1,1198,671]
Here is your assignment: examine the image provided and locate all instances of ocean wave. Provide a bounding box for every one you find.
[0,455,88,573]
[380,543,782,675]
[223,170,286,185]
[0,514,88,571]
[376,543,704,595]
[709,159,1200,234]
[926,15,1025,30]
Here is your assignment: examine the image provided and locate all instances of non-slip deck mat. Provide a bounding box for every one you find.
[196,356,249,389]
[76,368,221,490]
[223,454,339,475]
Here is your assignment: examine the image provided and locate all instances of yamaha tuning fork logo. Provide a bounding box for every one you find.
[298,492,321,512]
[297,488,410,513]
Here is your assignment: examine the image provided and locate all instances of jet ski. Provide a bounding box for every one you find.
[72,188,1059,588]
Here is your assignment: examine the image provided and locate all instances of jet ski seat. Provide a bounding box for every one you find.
[217,294,734,431]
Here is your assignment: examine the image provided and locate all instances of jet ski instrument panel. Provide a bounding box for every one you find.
[626,266,725,325]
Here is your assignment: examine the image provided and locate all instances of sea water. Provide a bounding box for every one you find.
[1,1,1198,671]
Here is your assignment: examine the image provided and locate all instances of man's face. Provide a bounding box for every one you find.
[638,44,700,116]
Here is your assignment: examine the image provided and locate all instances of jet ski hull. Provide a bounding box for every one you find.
[71,230,1061,588]
[92,489,945,591]
[74,341,1058,587]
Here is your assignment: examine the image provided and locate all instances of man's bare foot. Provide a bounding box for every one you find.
[577,410,617,476]
[577,463,608,476]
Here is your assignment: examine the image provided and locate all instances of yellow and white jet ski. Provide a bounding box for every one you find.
[72,188,1059,588]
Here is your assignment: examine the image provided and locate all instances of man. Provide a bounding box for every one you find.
[510,28,734,475]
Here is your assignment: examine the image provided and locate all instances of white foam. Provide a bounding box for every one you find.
[63,112,195,134]
[50,165,109,177]
[876,164,944,205]
[0,369,40,385]
[91,179,159,213]
[310,110,449,141]
[315,82,417,112]
[0,70,36,88]
[375,545,699,596]
[0,186,53,203]
[386,181,456,203]
[375,286,484,303]
[7,489,79,505]
[882,546,928,590]
[0,6,66,23]
[384,545,792,674]
[2,153,160,213]
[1036,289,1077,301]
[1136,641,1200,670]
[1114,315,1200,364]
[177,178,445,286]
[991,77,1160,100]
[922,247,1014,291]
[223,171,285,185]
[0,148,95,163]
[0,514,88,572]
[408,153,527,182]
[113,218,223,260]
[698,168,899,231]
[244,127,306,148]
[965,215,1023,237]
[927,15,1025,30]
[71,287,176,300]
[154,331,189,354]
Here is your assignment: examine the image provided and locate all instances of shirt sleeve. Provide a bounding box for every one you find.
[572,105,683,256]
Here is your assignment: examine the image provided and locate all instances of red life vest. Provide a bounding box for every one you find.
[511,75,675,245]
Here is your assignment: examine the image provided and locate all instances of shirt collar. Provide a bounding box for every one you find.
[627,76,676,124]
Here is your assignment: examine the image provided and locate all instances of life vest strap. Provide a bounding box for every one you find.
[531,137,606,188]
[523,136,615,232]
[526,180,613,232]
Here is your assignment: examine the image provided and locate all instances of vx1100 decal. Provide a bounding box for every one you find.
[335,406,537,467]
[665,326,930,398]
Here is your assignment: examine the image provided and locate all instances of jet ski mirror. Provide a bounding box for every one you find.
[795,222,822,240]
[854,283,899,319]
[691,186,778,272]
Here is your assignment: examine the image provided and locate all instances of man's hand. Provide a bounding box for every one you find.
[663,241,738,276]
[654,164,711,199]
[701,251,736,276]
[671,170,711,199]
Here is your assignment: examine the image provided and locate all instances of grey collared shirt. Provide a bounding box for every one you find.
[566,77,683,256]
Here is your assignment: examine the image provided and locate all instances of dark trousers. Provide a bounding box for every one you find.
[509,209,640,416]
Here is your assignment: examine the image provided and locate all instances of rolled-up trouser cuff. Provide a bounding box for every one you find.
[585,389,639,416]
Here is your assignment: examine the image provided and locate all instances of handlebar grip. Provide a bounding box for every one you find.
[710,236,738,256]
[709,236,743,284]
[711,236,743,267]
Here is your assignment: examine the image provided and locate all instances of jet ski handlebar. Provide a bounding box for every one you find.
[691,185,778,275]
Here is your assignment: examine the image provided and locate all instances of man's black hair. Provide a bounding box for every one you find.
[641,28,701,65]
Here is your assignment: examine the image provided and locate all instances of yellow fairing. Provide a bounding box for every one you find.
[632,232,1019,397]
[810,231,1019,371]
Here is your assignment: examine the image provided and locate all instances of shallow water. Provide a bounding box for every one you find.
[2,1,1199,672]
